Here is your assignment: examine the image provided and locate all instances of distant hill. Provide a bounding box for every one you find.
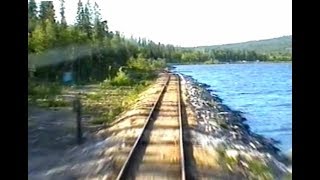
[192,35,292,54]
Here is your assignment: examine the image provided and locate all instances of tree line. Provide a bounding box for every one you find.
[28,0,291,83]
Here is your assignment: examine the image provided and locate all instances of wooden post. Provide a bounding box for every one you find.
[73,93,82,145]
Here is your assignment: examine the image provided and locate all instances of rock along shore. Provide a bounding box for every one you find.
[177,72,292,178]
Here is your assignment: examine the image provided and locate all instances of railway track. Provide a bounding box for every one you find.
[115,73,187,180]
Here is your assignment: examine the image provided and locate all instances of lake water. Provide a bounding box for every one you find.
[173,63,292,152]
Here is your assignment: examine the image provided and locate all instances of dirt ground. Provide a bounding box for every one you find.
[28,75,167,180]
[28,104,108,180]
[28,83,110,180]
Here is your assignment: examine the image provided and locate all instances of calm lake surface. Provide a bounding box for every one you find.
[174,63,292,152]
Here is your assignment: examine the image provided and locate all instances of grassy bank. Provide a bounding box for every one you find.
[83,79,154,125]
[28,80,72,108]
[28,57,166,125]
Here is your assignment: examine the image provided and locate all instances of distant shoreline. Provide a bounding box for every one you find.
[168,61,291,66]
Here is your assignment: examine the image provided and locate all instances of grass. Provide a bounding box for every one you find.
[282,173,292,180]
[85,63,160,125]
[80,66,158,125]
[216,148,275,180]
[28,81,62,98]
[35,98,70,108]
[83,81,153,125]
[29,57,165,124]
[28,81,70,108]
[216,148,238,172]
[29,79,154,125]
[247,160,274,180]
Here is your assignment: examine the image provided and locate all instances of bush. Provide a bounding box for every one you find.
[128,56,152,71]
[203,59,214,64]
[151,58,166,69]
[128,56,166,71]
[28,81,62,99]
[109,67,133,86]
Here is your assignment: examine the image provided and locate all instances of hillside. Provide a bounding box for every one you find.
[193,36,292,54]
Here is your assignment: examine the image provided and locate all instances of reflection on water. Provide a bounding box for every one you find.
[174,63,292,152]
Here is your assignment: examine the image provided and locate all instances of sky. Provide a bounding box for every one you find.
[34,0,292,47]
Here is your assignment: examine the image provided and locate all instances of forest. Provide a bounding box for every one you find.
[28,0,292,83]
[193,36,292,54]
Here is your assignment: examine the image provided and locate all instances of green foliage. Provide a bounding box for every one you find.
[128,56,151,71]
[28,0,38,32]
[247,160,274,180]
[195,36,292,54]
[28,0,38,20]
[282,173,292,180]
[128,56,166,71]
[29,24,46,53]
[122,83,149,107]
[28,81,62,99]
[44,19,57,47]
[152,58,167,69]
[109,67,132,86]
[217,148,275,179]
[39,1,56,23]
[59,0,67,26]
[28,81,70,108]
[83,81,151,125]
[35,98,70,108]
[203,59,215,64]
[86,92,103,101]
[92,2,105,41]
[91,106,123,124]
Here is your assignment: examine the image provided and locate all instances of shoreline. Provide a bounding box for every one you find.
[169,64,291,154]
[177,72,292,176]
[168,61,291,66]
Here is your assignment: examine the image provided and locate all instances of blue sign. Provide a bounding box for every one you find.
[63,72,73,85]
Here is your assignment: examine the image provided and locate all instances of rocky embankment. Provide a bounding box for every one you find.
[178,73,292,179]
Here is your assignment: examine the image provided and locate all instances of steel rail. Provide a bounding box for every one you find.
[115,73,171,180]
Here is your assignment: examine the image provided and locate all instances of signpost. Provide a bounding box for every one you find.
[73,93,82,145]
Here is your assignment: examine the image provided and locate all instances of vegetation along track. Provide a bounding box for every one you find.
[115,73,188,180]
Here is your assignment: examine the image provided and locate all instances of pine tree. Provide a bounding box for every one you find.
[92,2,105,41]
[59,0,67,27]
[83,0,93,39]
[29,24,46,54]
[44,19,57,48]
[28,0,38,20]
[28,0,38,32]
[76,0,84,27]
[39,1,56,23]
[76,0,92,37]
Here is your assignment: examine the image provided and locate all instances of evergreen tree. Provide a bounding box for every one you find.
[39,1,56,23]
[83,0,93,38]
[92,2,105,41]
[28,0,38,32]
[59,0,67,27]
[76,0,84,29]
[28,0,38,20]
[44,19,57,48]
[29,24,46,54]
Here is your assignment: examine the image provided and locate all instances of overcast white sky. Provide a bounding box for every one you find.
[34,0,292,47]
